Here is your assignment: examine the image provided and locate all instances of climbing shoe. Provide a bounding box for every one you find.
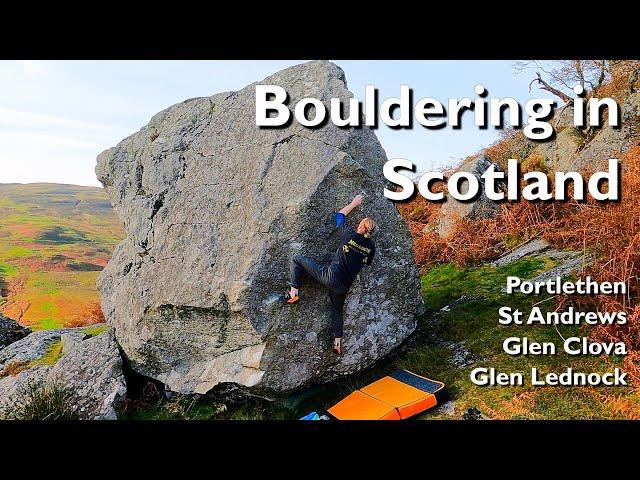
[283,290,300,305]
[333,338,342,356]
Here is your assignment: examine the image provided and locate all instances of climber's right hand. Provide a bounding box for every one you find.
[339,194,363,216]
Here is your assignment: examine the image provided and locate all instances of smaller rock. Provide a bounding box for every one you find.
[572,92,640,171]
[462,407,486,420]
[491,238,551,267]
[440,340,478,368]
[437,155,505,238]
[0,314,31,349]
[438,400,456,417]
[51,329,126,420]
[500,253,590,293]
[0,326,126,420]
[60,331,90,355]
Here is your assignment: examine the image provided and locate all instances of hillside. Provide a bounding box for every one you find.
[0,183,124,329]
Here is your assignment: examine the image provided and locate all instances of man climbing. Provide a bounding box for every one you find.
[284,194,376,356]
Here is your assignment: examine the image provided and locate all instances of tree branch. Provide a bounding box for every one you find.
[575,60,585,89]
[594,61,607,93]
[529,72,571,103]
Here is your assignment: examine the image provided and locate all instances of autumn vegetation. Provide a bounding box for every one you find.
[0,184,122,329]
[397,61,640,387]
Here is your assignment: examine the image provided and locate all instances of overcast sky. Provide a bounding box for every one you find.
[0,60,554,187]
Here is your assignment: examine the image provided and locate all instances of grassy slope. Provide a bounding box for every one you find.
[123,255,640,420]
[0,183,124,329]
[406,257,639,419]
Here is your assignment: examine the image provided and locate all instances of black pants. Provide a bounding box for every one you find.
[289,255,349,338]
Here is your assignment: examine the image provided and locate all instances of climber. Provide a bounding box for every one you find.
[284,194,376,356]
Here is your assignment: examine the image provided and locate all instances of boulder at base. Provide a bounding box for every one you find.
[0,314,31,349]
[0,326,126,420]
[96,60,422,394]
[437,155,505,238]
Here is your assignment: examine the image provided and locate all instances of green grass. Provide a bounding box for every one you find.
[420,256,553,311]
[39,301,55,315]
[0,262,18,278]
[503,234,526,250]
[83,324,110,336]
[2,246,34,258]
[2,214,57,228]
[35,318,63,330]
[30,340,64,367]
[29,276,63,295]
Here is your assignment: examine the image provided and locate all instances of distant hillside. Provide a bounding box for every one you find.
[0,183,124,329]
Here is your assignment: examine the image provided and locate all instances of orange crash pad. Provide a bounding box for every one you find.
[327,370,445,420]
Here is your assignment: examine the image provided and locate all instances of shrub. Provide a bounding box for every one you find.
[65,302,106,328]
[0,380,79,420]
[398,144,640,370]
[547,146,640,353]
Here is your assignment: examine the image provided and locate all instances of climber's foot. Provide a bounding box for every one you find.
[283,287,300,305]
[333,337,342,356]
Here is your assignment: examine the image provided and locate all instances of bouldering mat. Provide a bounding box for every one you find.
[325,370,446,420]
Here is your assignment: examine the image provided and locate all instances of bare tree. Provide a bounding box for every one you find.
[515,60,613,104]
[514,60,640,139]
[528,72,570,103]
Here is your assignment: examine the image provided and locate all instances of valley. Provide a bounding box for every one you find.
[0,183,124,329]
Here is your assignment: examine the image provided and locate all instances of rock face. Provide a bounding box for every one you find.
[96,60,422,394]
[533,127,584,171]
[437,155,505,238]
[50,329,127,420]
[534,92,640,171]
[0,326,126,420]
[572,92,640,170]
[0,314,31,349]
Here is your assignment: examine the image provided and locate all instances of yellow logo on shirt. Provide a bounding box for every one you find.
[342,239,371,265]
[347,239,371,255]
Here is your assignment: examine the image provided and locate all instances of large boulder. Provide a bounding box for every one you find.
[96,60,422,394]
[437,155,505,237]
[0,314,31,349]
[0,326,126,419]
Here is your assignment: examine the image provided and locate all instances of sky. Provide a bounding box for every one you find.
[0,60,555,187]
